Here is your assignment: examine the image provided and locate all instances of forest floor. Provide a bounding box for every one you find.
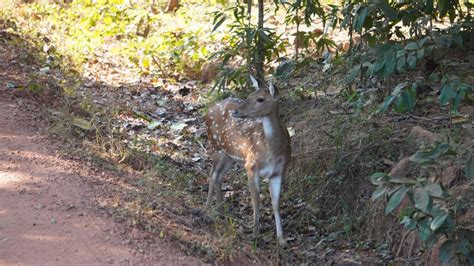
[0,22,381,265]
[0,39,201,265]
[1,9,472,263]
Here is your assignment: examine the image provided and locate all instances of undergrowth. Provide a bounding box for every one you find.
[2,1,221,79]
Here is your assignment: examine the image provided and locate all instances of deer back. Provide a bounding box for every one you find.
[206,98,268,162]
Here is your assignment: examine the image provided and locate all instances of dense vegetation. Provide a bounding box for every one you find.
[1,0,472,263]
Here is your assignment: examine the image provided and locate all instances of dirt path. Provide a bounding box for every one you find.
[0,97,200,265]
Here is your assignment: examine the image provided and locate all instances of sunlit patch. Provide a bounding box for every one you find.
[0,171,22,188]
[21,234,68,242]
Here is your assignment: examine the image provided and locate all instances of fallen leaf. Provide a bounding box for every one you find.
[148,119,164,130]
[72,117,93,130]
[170,121,187,131]
[287,127,296,137]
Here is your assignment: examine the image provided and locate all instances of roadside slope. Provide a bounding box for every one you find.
[0,60,199,266]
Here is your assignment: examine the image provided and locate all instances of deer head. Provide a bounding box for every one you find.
[232,76,279,119]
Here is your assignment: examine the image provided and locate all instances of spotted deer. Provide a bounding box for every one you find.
[205,76,291,246]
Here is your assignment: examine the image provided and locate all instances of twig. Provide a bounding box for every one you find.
[195,138,207,155]
[151,55,168,77]
[408,231,416,259]
[396,229,412,257]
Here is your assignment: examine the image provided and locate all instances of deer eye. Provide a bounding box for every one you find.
[257,98,265,103]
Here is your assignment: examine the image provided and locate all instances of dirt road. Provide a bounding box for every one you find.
[0,85,198,265]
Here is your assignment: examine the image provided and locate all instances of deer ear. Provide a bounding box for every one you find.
[268,81,278,99]
[249,75,259,91]
[268,81,275,97]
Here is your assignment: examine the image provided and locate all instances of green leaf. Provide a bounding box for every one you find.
[439,240,456,264]
[388,176,417,184]
[103,16,113,25]
[411,144,454,164]
[439,83,456,106]
[373,60,385,74]
[401,87,416,112]
[355,7,369,32]
[347,65,361,83]
[384,53,396,77]
[418,37,429,47]
[367,35,377,47]
[400,216,416,230]
[394,96,407,113]
[376,2,398,20]
[407,54,417,69]
[371,184,388,200]
[416,49,425,60]
[425,183,445,198]
[405,42,419,50]
[385,186,408,215]
[464,154,474,179]
[396,56,406,73]
[414,188,432,213]
[211,16,227,32]
[418,217,433,241]
[392,81,409,95]
[379,95,396,112]
[430,212,448,231]
[370,172,389,185]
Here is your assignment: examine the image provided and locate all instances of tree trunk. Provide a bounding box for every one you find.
[165,0,179,13]
[247,0,253,91]
[256,0,264,82]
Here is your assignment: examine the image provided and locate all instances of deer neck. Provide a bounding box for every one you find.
[261,108,287,156]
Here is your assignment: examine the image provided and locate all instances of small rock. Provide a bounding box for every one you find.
[407,126,440,147]
[389,157,417,178]
[441,166,461,188]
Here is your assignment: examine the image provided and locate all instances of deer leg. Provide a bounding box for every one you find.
[214,156,234,213]
[205,167,217,210]
[269,175,286,246]
[246,168,261,239]
[205,152,223,210]
[205,152,233,213]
